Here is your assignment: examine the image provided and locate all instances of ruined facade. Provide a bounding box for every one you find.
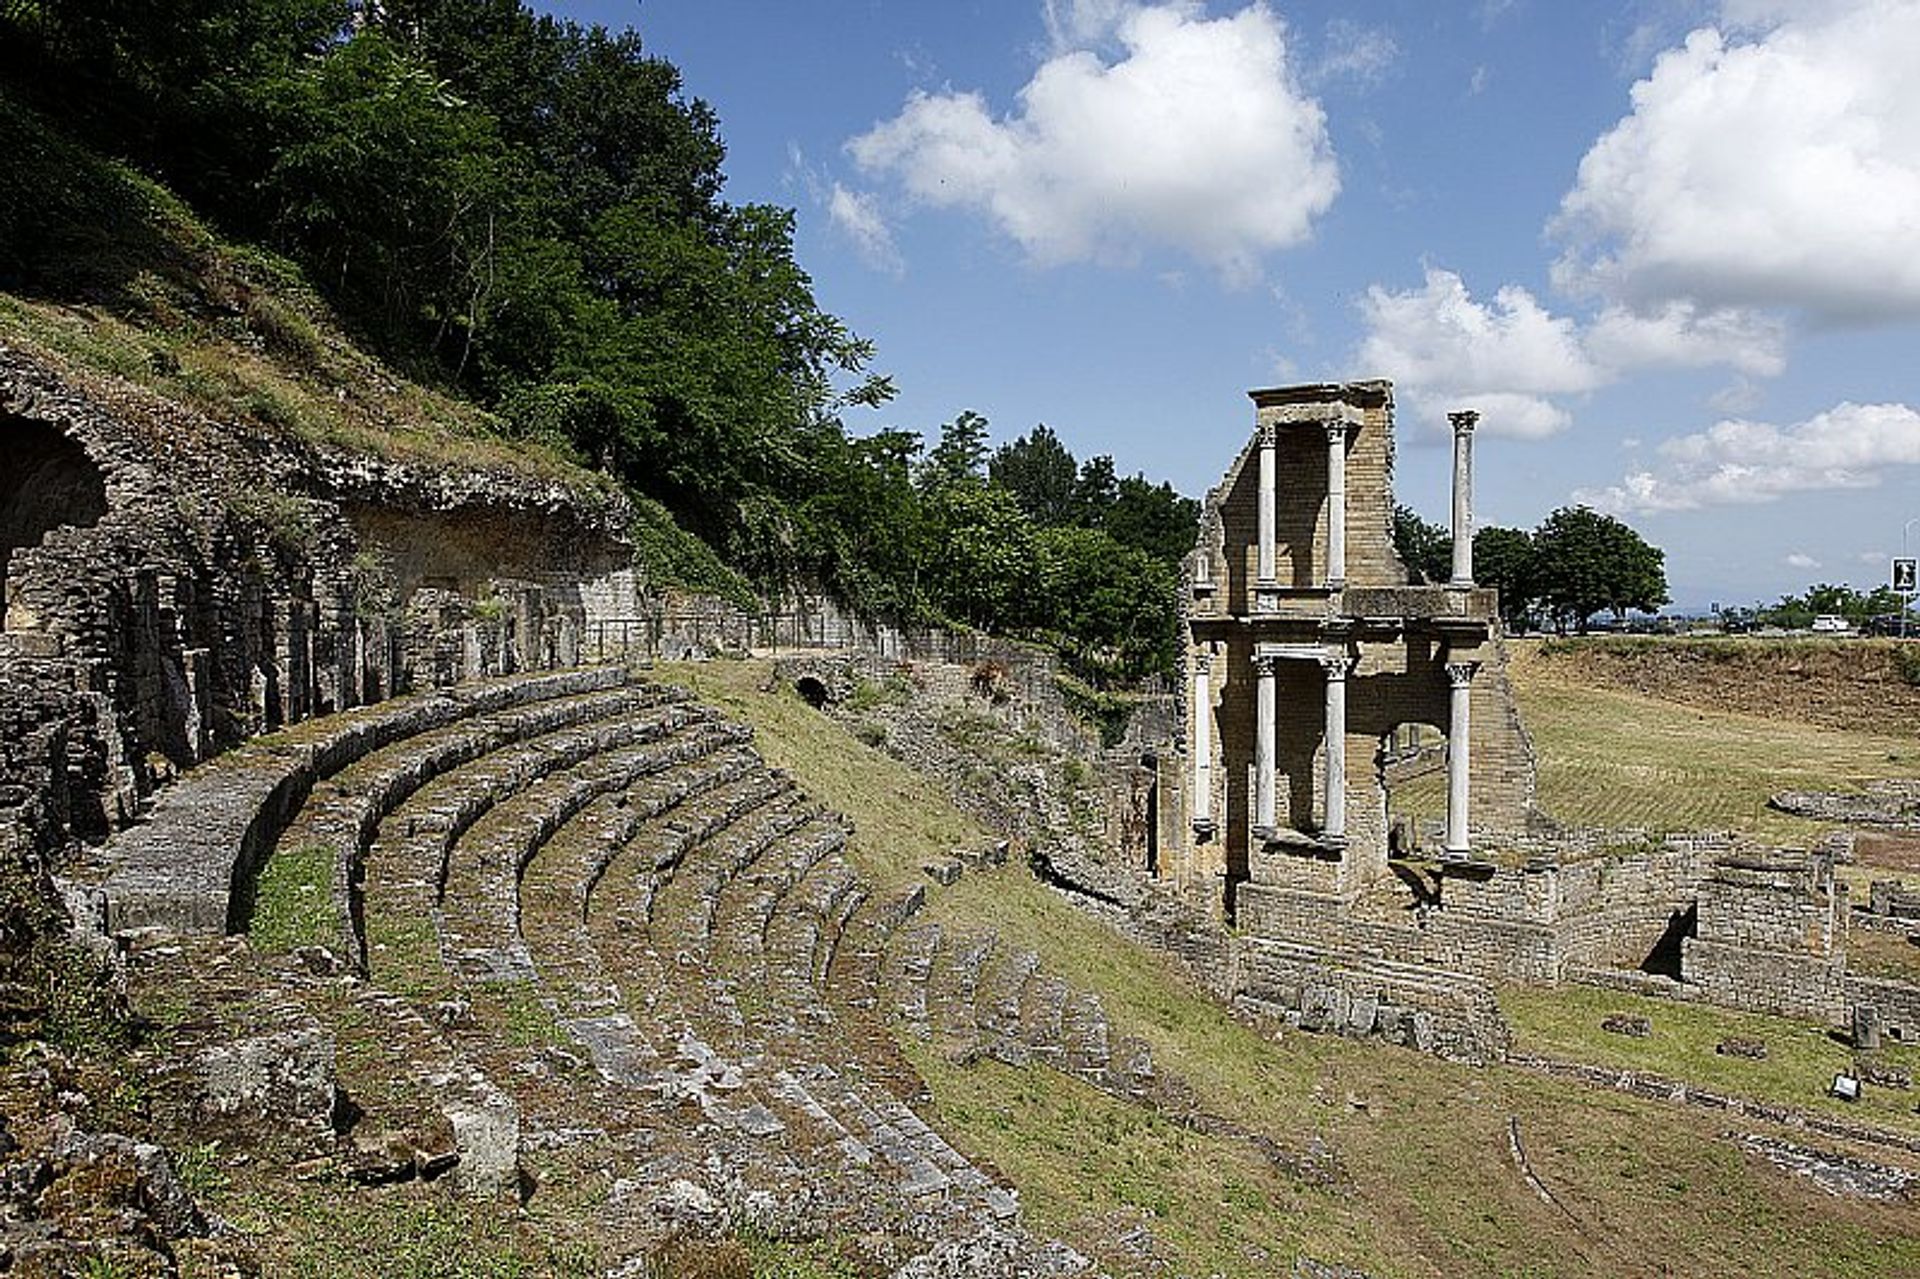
[1163,381,1536,920]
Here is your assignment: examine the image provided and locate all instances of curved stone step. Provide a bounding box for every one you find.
[102,665,630,934]
[273,681,679,959]
[926,932,997,1064]
[437,723,754,985]
[523,768,799,1083]
[975,947,1041,1068]
[1061,989,1112,1083]
[883,921,943,1039]
[357,705,721,990]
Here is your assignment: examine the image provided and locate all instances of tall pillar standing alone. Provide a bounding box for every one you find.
[1449,410,1479,588]
[1191,657,1213,833]
[1325,420,1348,589]
[1254,654,1277,835]
[1257,424,1278,605]
[1445,660,1479,857]
[1320,652,1353,845]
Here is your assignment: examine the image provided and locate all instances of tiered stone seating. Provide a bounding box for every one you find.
[867,917,1160,1102]
[111,664,1091,1269]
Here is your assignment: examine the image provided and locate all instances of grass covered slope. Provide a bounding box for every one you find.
[664,659,1920,1278]
[1507,639,1915,843]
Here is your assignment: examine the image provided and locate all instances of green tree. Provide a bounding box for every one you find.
[1104,474,1200,564]
[1069,454,1119,525]
[921,411,992,492]
[1531,505,1669,632]
[1392,504,1451,584]
[1035,526,1177,685]
[989,424,1077,525]
[924,482,1039,631]
[1473,526,1538,631]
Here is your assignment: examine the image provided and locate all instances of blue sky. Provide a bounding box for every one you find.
[545,0,1920,610]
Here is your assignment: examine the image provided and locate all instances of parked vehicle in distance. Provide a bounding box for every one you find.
[1864,613,1911,636]
[1810,614,1851,633]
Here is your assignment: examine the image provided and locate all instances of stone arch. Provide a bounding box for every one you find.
[793,675,830,710]
[1,416,108,624]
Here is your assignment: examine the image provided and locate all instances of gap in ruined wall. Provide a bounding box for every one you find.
[0,415,108,627]
[343,503,626,602]
[1641,903,1697,978]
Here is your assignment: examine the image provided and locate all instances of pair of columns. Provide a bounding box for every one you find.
[1234,649,1478,856]
[1256,420,1350,600]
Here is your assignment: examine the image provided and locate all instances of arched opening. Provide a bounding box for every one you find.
[1377,721,1446,858]
[794,675,830,710]
[1,417,108,625]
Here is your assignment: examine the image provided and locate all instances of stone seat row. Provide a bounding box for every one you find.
[99,665,633,933]
[108,664,1082,1264]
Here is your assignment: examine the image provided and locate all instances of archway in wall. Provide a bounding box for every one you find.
[794,675,830,710]
[0,417,108,625]
[1377,721,1447,858]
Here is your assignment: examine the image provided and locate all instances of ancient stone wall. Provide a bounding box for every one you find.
[1682,853,1850,1021]
[0,346,636,857]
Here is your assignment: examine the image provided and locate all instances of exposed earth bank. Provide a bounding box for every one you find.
[1517,637,1920,738]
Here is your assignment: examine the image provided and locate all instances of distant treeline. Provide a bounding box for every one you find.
[0,0,1194,681]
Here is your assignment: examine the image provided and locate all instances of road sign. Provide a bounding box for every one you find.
[1896,557,1918,593]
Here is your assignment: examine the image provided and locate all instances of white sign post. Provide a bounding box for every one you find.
[1895,557,1917,637]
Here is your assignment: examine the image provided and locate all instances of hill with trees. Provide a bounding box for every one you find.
[0,0,1192,682]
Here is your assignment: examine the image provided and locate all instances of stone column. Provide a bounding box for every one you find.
[1191,657,1213,833]
[1254,654,1277,836]
[1325,421,1348,589]
[1320,652,1354,846]
[1445,660,1480,857]
[1449,410,1479,587]
[1257,424,1278,605]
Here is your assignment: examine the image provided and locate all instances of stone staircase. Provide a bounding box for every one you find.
[99,666,1094,1273]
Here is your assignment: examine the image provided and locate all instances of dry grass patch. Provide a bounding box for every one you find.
[1507,641,1912,842]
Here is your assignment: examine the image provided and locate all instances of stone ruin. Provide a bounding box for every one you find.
[1122,379,1901,1054]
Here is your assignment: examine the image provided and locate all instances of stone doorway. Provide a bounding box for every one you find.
[0,416,108,626]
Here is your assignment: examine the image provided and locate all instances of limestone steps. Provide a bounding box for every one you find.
[279,681,679,961]
[873,918,1157,1098]
[103,665,631,934]
[437,722,754,985]
[354,702,717,984]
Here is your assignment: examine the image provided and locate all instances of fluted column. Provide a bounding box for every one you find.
[1254,653,1277,836]
[1191,657,1213,833]
[1325,420,1348,589]
[1256,424,1277,607]
[1445,660,1479,857]
[1449,410,1478,588]
[1320,652,1354,846]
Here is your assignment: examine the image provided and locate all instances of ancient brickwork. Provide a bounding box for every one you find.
[1682,853,1850,1021]
[1169,381,1537,921]
[0,346,639,852]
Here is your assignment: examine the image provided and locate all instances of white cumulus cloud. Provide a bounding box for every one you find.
[1574,401,1920,513]
[1356,268,1781,439]
[847,2,1339,285]
[1553,1,1920,322]
[1784,551,1821,569]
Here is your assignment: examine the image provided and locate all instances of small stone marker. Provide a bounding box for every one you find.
[1601,1013,1651,1038]
[1715,1036,1767,1060]
[1854,1003,1884,1052]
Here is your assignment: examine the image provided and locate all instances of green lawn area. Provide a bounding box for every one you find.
[1500,981,1920,1136]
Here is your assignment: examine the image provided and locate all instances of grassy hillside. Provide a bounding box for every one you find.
[666,659,1920,1278]
[1507,639,1915,844]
